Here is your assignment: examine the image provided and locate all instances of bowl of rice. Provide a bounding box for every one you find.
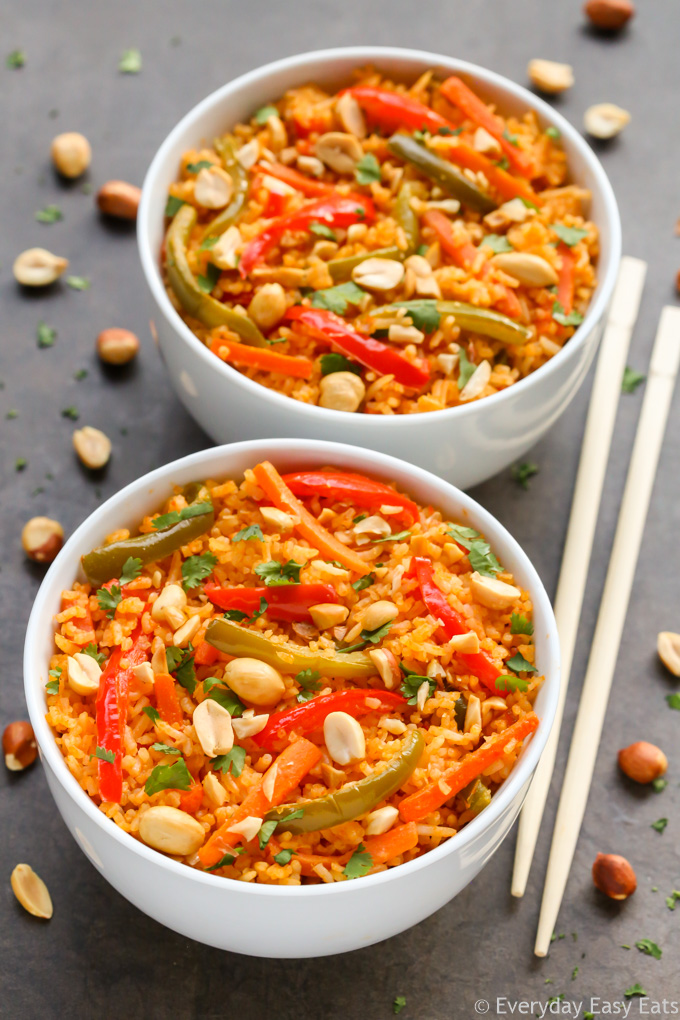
[138,46,620,490]
[25,438,559,956]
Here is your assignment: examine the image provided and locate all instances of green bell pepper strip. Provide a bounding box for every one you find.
[81,500,215,587]
[381,299,532,346]
[387,134,496,214]
[204,618,376,679]
[264,730,424,834]
[165,203,267,346]
[199,136,248,242]
[327,183,420,281]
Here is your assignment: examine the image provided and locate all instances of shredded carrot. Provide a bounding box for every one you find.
[179,783,204,814]
[446,142,540,205]
[440,76,534,178]
[556,243,575,314]
[193,640,220,666]
[154,673,183,727]
[198,737,322,867]
[252,162,335,198]
[422,209,477,269]
[252,460,371,575]
[290,822,419,877]
[211,338,314,380]
[399,714,539,822]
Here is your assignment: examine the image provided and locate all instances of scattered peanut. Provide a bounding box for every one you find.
[192,699,234,757]
[13,248,68,287]
[194,166,234,209]
[618,741,668,784]
[352,257,405,292]
[209,225,242,270]
[323,711,366,765]
[226,815,262,842]
[73,426,112,470]
[472,127,502,155]
[173,615,201,647]
[336,92,367,138]
[3,721,37,771]
[247,282,287,331]
[354,515,391,539]
[260,506,296,532]
[224,657,286,706]
[368,647,401,689]
[459,360,492,401]
[527,59,574,95]
[96,328,140,365]
[309,603,349,629]
[388,323,425,345]
[448,631,481,654]
[490,252,559,286]
[318,371,366,412]
[365,805,400,836]
[315,132,363,174]
[151,584,187,625]
[232,710,268,739]
[583,103,630,139]
[11,864,53,919]
[66,653,102,696]
[584,0,634,30]
[139,806,205,856]
[592,852,636,900]
[657,631,680,676]
[21,516,64,563]
[50,131,91,178]
[97,180,141,220]
[361,600,399,632]
[470,572,521,610]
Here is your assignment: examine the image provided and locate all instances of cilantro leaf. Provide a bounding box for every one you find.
[545,126,561,140]
[371,530,411,544]
[393,997,407,1015]
[97,585,121,619]
[151,501,212,530]
[254,559,302,586]
[258,819,278,850]
[454,696,467,729]
[481,234,514,254]
[144,758,192,796]
[400,671,435,705]
[94,746,115,763]
[343,843,373,879]
[66,275,90,291]
[35,204,63,224]
[182,551,217,591]
[164,195,186,218]
[45,678,60,695]
[309,222,337,240]
[254,104,278,125]
[151,742,181,755]
[621,366,646,394]
[652,777,667,792]
[212,745,247,777]
[666,890,680,910]
[119,48,142,73]
[199,235,219,250]
[502,128,519,147]
[495,674,529,693]
[142,706,160,723]
[61,406,79,420]
[6,50,26,69]
[624,984,647,999]
[119,556,143,585]
[510,612,534,636]
[393,300,440,334]
[232,523,264,542]
[83,643,106,667]
[506,651,537,674]
[665,693,680,710]
[467,540,502,577]
[166,646,196,694]
[635,938,662,960]
[185,160,214,173]
[273,848,295,865]
[550,223,588,247]
[552,301,584,327]
[310,281,366,315]
[352,573,375,592]
[197,262,221,295]
[296,668,322,703]
[511,461,539,490]
[354,153,381,185]
[36,322,57,349]
[457,347,476,389]
[651,817,668,833]
[446,524,480,549]
[320,353,362,377]
[207,686,246,717]
[206,851,239,871]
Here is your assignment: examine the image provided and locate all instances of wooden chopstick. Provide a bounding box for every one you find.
[534,304,680,957]
[511,256,647,899]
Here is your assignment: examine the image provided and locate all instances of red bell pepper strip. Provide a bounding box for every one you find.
[282,470,419,526]
[345,85,456,135]
[239,193,374,277]
[154,672,184,727]
[444,142,540,205]
[96,628,149,803]
[204,582,340,622]
[411,557,503,694]
[285,306,430,390]
[256,689,407,752]
[440,77,535,179]
[399,713,539,821]
[253,162,336,198]
[556,243,575,315]
[210,337,314,380]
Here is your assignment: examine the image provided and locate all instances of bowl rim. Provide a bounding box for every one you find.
[24,437,560,898]
[138,45,621,431]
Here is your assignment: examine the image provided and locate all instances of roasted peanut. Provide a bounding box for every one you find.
[3,721,37,771]
[97,180,141,220]
[21,516,63,563]
[51,132,91,178]
[96,328,140,366]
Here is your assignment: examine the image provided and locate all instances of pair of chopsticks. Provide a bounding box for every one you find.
[511,257,680,955]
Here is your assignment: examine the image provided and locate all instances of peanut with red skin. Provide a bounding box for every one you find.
[618,741,668,784]
[3,721,38,771]
[96,180,141,220]
[584,0,634,30]
[592,852,637,900]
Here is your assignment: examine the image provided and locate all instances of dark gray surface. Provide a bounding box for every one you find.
[2,1,679,1016]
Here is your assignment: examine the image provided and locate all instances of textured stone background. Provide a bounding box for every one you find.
[1,1,679,1016]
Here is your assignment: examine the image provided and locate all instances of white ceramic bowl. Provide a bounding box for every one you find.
[138,47,621,491]
[25,439,560,957]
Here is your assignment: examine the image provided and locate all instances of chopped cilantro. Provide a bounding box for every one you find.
[621,366,646,394]
[206,851,238,871]
[37,322,56,348]
[400,671,435,705]
[481,234,514,254]
[164,195,186,218]
[273,848,295,866]
[232,523,264,542]
[665,890,680,910]
[61,406,79,420]
[207,686,245,717]
[438,126,462,136]
[495,674,529,693]
[142,706,160,723]
[258,819,278,850]
[309,222,337,240]
[510,612,534,636]
[167,646,196,694]
[457,347,476,389]
[353,513,368,524]
[296,668,322,703]
[310,281,365,315]
[545,126,561,140]
[502,128,519,147]
[506,651,537,674]
[223,596,267,623]
[144,758,192,796]
[550,223,588,247]
[119,556,143,585]
[320,352,362,376]
[6,409,18,419]
[212,745,247,777]
[83,643,106,667]
[151,742,181,756]
[393,997,407,1015]
[185,160,214,173]
[35,204,63,224]
[45,678,60,695]
[511,461,539,490]
[197,262,221,295]
[635,938,661,960]
[372,529,411,543]
[354,153,381,185]
[74,369,88,381]
[119,48,142,73]
[393,300,440,334]
[151,501,212,530]
[352,573,375,592]
[652,777,667,793]
[468,540,502,577]
[15,457,27,471]
[66,275,90,290]
[447,524,480,549]
[93,746,115,763]
[571,967,579,980]
[6,50,26,69]
[97,585,121,619]
[199,235,219,250]
[495,156,510,170]
[552,301,584,327]
[666,693,680,710]
[344,844,373,879]
[624,984,647,999]
[182,551,217,591]
[253,104,278,124]
[651,817,668,833]
[254,559,302,586]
